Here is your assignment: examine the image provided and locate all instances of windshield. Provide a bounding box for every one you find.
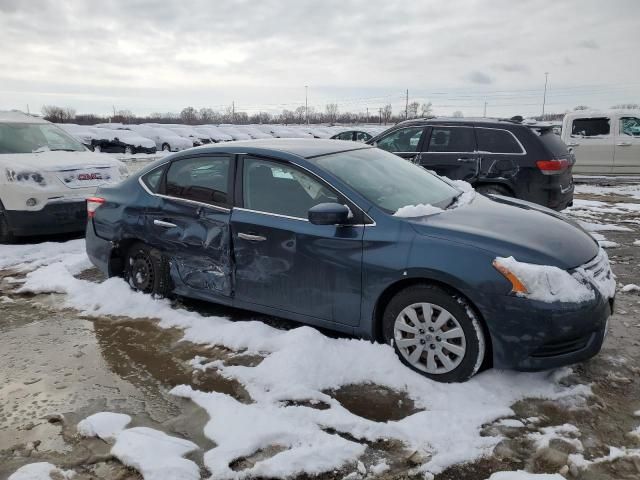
[313,147,460,213]
[0,123,86,154]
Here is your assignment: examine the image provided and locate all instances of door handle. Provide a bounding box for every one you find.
[567,143,580,147]
[457,157,476,163]
[238,232,267,242]
[617,142,632,146]
[154,219,177,228]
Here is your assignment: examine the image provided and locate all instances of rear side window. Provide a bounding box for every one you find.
[141,166,165,192]
[355,131,372,142]
[476,128,524,154]
[376,127,424,152]
[571,118,610,137]
[165,156,230,206]
[427,127,475,153]
[538,131,569,157]
[620,117,640,137]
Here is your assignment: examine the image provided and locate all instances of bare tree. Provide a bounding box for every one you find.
[420,102,433,117]
[407,101,420,119]
[113,109,134,123]
[42,105,76,123]
[325,103,339,124]
[199,108,217,123]
[611,103,640,109]
[451,110,464,118]
[381,104,392,125]
[180,106,199,125]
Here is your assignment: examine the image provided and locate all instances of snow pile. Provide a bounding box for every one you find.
[394,203,443,218]
[7,241,591,477]
[577,220,632,232]
[568,446,640,471]
[575,183,640,200]
[527,424,583,452]
[77,412,131,440]
[634,240,640,246]
[112,427,200,480]
[8,462,74,480]
[494,257,595,303]
[394,179,476,218]
[621,284,640,293]
[76,412,199,480]
[486,472,564,480]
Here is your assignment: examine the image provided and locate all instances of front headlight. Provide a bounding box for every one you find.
[5,168,47,186]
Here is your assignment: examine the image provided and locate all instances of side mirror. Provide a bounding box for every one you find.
[308,203,350,225]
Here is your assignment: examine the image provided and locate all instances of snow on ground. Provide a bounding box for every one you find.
[486,472,565,480]
[621,284,640,293]
[77,411,131,440]
[8,462,74,480]
[1,240,592,478]
[78,413,200,480]
[575,183,640,200]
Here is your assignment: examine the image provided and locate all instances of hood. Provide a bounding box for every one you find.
[0,150,123,171]
[408,194,598,270]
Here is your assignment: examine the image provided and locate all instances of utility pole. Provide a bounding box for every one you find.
[379,107,382,125]
[366,107,369,124]
[305,85,309,125]
[483,101,487,117]
[405,89,409,120]
[542,72,549,118]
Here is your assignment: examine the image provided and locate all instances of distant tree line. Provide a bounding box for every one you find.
[41,102,436,126]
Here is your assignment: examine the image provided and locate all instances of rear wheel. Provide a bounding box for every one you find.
[162,143,171,151]
[93,144,102,153]
[382,284,485,383]
[475,184,513,197]
[124,242,171,297]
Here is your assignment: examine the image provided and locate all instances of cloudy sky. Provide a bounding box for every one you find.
[0,0,638,118]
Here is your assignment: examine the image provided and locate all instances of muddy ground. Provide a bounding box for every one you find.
[1,182,639,480]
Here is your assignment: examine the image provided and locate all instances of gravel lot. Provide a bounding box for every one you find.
[1,180,639,480]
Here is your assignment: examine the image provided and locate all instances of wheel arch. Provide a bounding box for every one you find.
[473,180,516,196]
[371,277,493,368]
[107,237,145,277]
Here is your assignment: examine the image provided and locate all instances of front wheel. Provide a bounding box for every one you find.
[162,143,171,151]
[124,242,171,297]
[382,285,486,383]
[93,144,102,153]
[0,209,16,244]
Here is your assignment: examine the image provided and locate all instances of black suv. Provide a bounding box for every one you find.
[368,118,574,210]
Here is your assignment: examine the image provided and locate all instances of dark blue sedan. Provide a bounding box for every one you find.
[85,139,614,382]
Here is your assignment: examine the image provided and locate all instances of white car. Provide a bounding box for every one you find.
[92,127,157,154]
[215,125,252,141]
[233,125,273,139]
[562,110,640,175]
[161,125,212,146]
[0,111,129,241]
[194,126,234,142]
[123,125,192,152]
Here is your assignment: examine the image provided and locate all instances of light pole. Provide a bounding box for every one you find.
[305,85,309,125]
[542,72,549,118]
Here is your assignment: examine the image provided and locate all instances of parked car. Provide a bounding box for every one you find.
[86,139,613,382]
[0,111,128,241]
[92,127,157,154]
[561,110,640,175]
[194,126,234,143]
[58,124,124,152]
[160,125,210,146]
[215,125,253,141]
[369,118,575,211]
[331,128,382,142]
[126,125,192,152]
[233,125,274,139]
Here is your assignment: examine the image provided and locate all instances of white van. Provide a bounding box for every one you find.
[561,110,640,175]
[0,111,129,242]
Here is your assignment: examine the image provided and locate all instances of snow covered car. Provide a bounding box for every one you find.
[92,127,157,154]
[215,125,252,141]
[194,126,234,143]
[86,139,614,382]
[126,125,193,152]
[163,126,211,146]
[0,111,129,241]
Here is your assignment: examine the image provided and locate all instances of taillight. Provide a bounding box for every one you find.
[536,159,569,175]
[86,197,105,218]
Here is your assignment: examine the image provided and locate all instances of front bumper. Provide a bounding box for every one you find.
[4,202,87,236]
[478,292,612,371]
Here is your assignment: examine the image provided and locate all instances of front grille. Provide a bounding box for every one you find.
[531,335,591,358]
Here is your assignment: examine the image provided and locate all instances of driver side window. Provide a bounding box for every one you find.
[375,127,424,153]
[243,158,338,219]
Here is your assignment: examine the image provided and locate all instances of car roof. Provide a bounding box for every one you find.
[0,110,49,124]
[187,138,372,159]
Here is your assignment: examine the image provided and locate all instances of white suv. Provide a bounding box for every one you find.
[0,111,129,242]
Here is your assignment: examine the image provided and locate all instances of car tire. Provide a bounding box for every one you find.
[162,143,171,151]
[476,184,513,197]
[125,146,134,155]
[0,209,16,244]
[382,284,486,383]
[124,242,171,298]
[94,144,102,153]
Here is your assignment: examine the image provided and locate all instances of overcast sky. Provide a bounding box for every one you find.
[1,0,638,118]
